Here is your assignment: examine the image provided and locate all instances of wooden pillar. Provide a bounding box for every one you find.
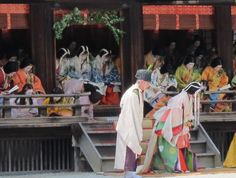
[120,8,132,91]
[30,3,55,93]
[215,5,233,78]
[129,1,144,82]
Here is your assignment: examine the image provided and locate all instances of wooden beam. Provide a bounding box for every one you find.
[215,5,233,78]
[30,3,56,93]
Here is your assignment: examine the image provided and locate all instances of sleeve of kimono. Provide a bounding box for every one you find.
[33,75,45,94]
[12,74,24,92]
[183,96,194,122]
[201,67,209,81]
[175,66,187,89]
[59,60,69,76]
[192,70,201,82]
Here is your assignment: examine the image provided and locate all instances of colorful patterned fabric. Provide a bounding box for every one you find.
[91,67,120,84]
[202,66,229,111]
[175,64,201,90]
[153,136,196,172]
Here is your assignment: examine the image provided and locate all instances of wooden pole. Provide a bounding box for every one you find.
[215,5,233,78]
[30,3,56,93]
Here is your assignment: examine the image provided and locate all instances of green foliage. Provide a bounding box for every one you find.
[53,7,125,45]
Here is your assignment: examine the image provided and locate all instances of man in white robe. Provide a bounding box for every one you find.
[114,69,152,178]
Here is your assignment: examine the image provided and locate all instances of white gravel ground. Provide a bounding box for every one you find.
[1,172,236,178]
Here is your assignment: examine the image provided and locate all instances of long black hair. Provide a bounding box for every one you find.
[49,87,64,104]
[15,83,33,105]
[83,83,103,104]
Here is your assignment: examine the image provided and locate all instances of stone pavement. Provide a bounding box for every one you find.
[1,169,236,178]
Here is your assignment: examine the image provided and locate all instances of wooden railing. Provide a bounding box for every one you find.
[0,92,91,119]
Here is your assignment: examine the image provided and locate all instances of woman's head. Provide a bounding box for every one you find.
[3,61,18,76]
[51,87,64,102]
[184,55,195,70]
[77,45,89,60]
[20,58,34,73]
[211,57,222,71]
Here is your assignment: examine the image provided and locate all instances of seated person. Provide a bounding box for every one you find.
[151,63,177,91]
[43,87,74,117]
[144,49,163,70]
[62,45,92,81]
[3,61,19,92]
[0,51,9,92]
[175,55,201,90]
[12,58,45,94]
[92,49,121,105]
[92,48,120,84]
[10,83,38,118]
[145,86,177,119]
[202,57,230,112]
[62,78,103,119]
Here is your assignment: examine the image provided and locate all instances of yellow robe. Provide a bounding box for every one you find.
[43,97,74,117]
[175,64,201,90]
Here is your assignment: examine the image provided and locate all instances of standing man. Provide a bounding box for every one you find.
[114,69,151,178]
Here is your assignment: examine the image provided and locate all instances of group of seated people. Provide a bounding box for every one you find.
[56,41,121,106]
[0,48,104,119]
[144,39,234,113]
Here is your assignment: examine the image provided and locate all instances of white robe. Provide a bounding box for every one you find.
[114,83,144,170]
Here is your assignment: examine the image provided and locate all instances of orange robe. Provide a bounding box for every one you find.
[145,95,171,119]
[202,66,230,112]
[201,66,228,91]
[12,69,45,94]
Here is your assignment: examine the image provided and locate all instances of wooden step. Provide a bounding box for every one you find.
[190,129,198,141]
[196,153,216,168]
[82,123,116,134]
[190,140,207,153]
[90,134,116,146]
[97,147,115,159]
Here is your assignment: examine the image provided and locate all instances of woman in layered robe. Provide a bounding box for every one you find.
[140,82,202,174]
[151,63,177,92]
[62,79,103,119]
[43,87,74,117]
[201,57,230,112]
[3,61,19,91]
[10,84,38,118]
[175,55,201,90]
[60,46,92,81]
[0,52,9,92]
[12,59,45,94]
[92,48,120,84]
[145,86,177,119]
[92,49,121,105]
